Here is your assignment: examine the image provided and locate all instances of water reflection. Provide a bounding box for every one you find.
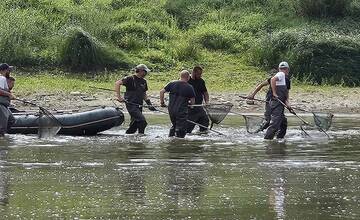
[266,142,287,220]
[164,142,207,211]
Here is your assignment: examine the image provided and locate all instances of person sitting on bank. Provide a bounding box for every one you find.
[115,64,156,135]
[264,62,293,140]
[186,66,210,134]
[0,63,16,137]
[160,70,195,138]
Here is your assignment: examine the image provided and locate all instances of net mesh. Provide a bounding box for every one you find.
[37,107,62,138]
[203,103,233,125]
[242,115,266,133]
[312,112,333,131]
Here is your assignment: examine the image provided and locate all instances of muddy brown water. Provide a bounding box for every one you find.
[0,115,359,219]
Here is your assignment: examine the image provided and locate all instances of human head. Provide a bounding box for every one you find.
[278,61,289,74]
[7,76,15,91]
[134,64,150,78]
[192,65,203,79]
[180,70,190,82]
[0,63,13,78]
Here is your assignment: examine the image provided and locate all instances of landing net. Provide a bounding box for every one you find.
[38,107,62,139]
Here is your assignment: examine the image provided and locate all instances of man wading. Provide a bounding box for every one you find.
[186,66,210,133]
[247,67,291,132]
[0,63,16,137]
[115,64,156,134]
[160,70,195,138]
[264,62,293,140]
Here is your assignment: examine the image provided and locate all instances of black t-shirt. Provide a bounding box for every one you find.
[164,80,195,114]
[122,75,148,104]
[188,77,207,104]
[266,76,291,100]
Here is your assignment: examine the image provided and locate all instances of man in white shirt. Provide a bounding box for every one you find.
[0,63,15,137]
[264,61,292,140]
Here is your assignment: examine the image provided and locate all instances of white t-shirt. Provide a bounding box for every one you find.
[0,76,9,90]
[274,71,286,86]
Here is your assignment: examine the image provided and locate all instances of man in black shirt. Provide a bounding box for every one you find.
[115,64,156,134]
[186,66,210,133]
[160,70,195,138]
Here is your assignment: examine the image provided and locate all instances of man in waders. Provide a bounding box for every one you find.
[264,62,293,140]
[160,70,195,138]
[186,66,210,133]
[115,64,156,134]
[0,63,16,137]
[247,67,291,132]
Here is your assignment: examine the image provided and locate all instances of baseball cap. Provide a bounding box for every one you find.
[134,64,150,73]
[278,61,289,69]
[0,63,14,71]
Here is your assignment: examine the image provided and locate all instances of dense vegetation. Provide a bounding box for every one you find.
[1,0,360,86]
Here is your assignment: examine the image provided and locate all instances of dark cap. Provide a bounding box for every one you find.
[0,63,14,71]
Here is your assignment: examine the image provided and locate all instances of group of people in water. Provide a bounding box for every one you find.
[114,61,292,140]
[0,61,292,139]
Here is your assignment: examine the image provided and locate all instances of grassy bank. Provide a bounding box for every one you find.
[1,0,360,88]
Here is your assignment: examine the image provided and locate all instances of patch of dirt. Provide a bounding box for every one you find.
[11,89,360,114]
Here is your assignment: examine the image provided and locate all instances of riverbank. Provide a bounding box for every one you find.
[10,87,360,114]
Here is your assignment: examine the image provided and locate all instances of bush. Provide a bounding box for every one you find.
[191,24,235,51]
[294,0,352,18]
[167,38,201,61]
[247,29,360,86]
[59,27,130,72]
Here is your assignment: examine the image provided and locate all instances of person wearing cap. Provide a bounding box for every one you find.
[0,63,16,137]
[264,61,293,139]
[160,70,195,138]
[115,64,156,134]
[246,66,291,132]
[186,66,210,133]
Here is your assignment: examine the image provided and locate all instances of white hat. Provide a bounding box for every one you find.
[278,61,289,69]
[134,64,150,73]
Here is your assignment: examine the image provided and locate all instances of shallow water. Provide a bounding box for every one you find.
[0,115,359,219]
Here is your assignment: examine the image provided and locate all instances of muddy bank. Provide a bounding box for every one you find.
[11,89,360,114]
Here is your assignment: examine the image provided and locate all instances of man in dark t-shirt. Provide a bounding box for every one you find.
[186,66,210,133]
[160,70,195,138]
[115,64,156,134]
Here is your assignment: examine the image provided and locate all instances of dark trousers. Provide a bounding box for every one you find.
[126,105,147,134]
[0,105,15,135]
[264,100,288,139]
[187,108,209,133]
[169,112,187,138]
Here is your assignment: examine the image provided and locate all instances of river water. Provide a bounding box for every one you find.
[0,115,359,219]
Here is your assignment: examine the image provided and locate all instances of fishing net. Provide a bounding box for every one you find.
[203,103,233,128]
[37,107,62,138]
[312,112,333,131]
[242,115,267,133]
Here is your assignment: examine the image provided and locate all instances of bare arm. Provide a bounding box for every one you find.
[0,88,14,99]
[203,91,209,104]
[160,89,166,106]
[248,80,269,99]
[270,76,279,98]
[115,80,123,102]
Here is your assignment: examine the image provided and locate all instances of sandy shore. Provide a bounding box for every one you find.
[11,89,360,114]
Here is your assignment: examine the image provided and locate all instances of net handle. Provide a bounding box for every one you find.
[14,98,63,126]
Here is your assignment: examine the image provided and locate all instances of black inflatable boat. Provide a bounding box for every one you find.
[8,107,124,136]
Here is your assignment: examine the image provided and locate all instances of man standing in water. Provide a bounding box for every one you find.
[115,64,156,135]
[186,66,210,133]
[247,67,291,132]
[264,61,293,140]
[160,70,195,138]
[0,63,16,137]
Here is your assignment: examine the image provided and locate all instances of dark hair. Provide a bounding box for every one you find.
[193,65,203,72]
[8,76,15,81]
